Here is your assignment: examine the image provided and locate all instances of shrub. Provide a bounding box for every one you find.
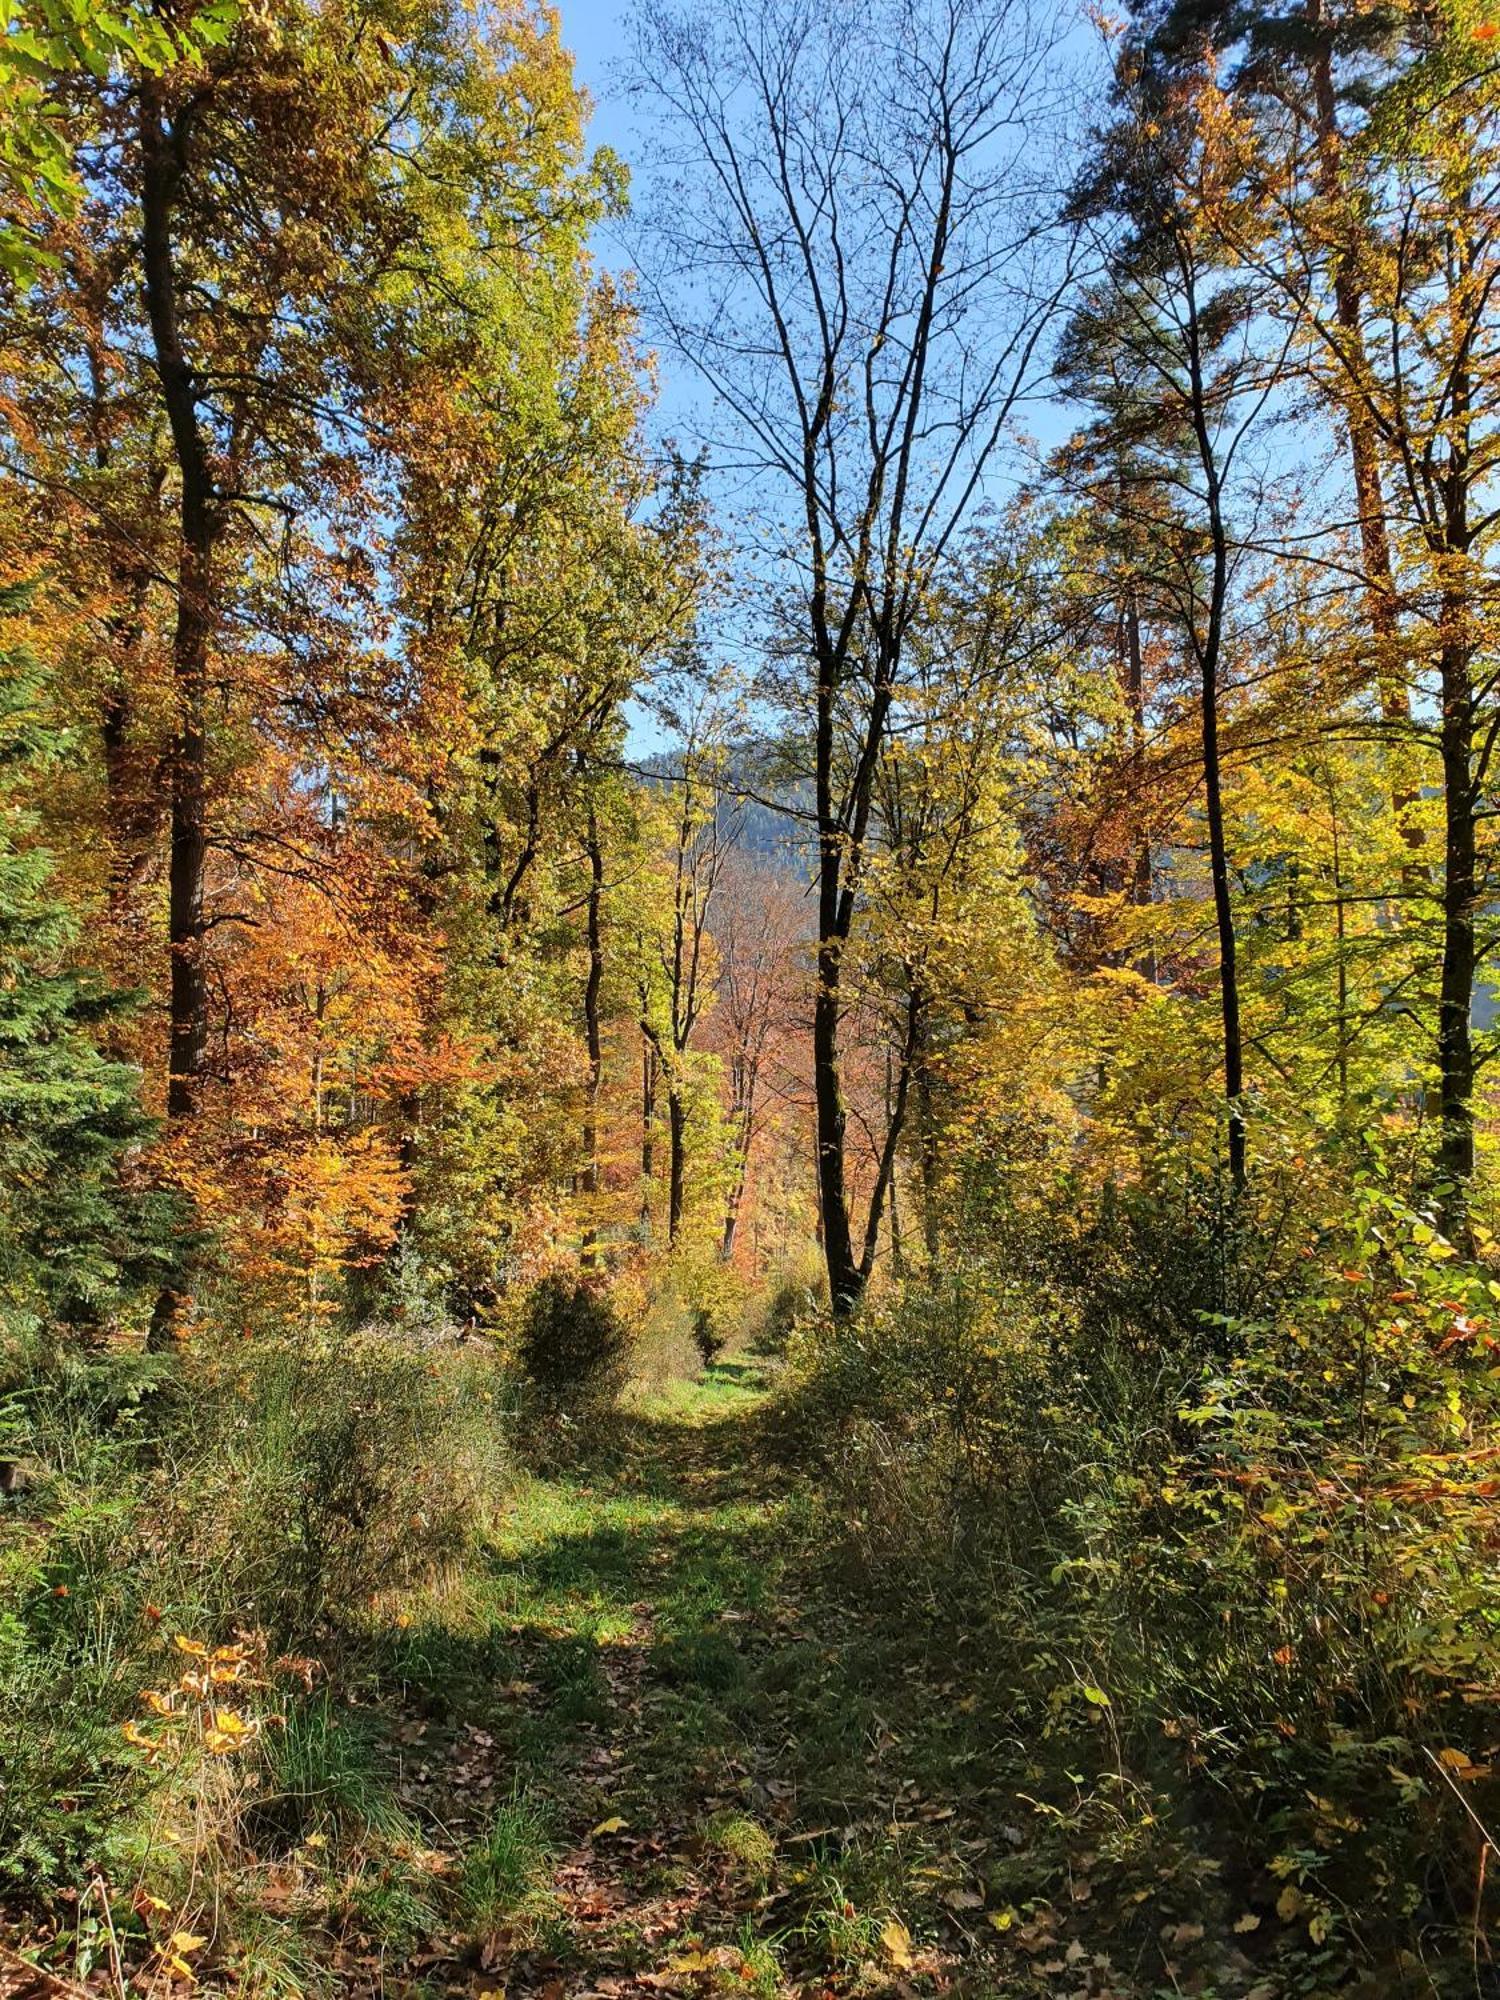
[778,1188,1500,1981]
[773,1264,1078,1578]
[516,1275,631,1414]
[754,1261,826,1357]
[162,1328,506,1640]
[0,1337,174,1882]
[690,1304,726,1370]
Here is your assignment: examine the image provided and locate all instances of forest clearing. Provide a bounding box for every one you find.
[4,0,1500,1995]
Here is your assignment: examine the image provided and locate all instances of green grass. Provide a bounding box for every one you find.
[5,1351,1241,1997]
[459,1788,557,1932]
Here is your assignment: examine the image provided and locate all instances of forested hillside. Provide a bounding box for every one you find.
[4,1,1500,1996]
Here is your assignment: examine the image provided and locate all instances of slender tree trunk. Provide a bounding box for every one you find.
[640,1036,657,1231]
[916,1046,941,1269]
[1123,593,1156,978]
[813,955,860,1307]
[885,1043,906,1278]
[140,78,217,1350]
[1433,206,1477,1235]
[1199,563,1246,1192]
[579,795,605,1266]
[721,1172,745,1262]
[859,985,921,1280]
[141,79,214,1123]
[813,617,863,1311]
[1184,279,1247,1193]
[1437,600,1476,1219]
[667,1086,686,1246]
[721,1051,756,1263]
[1308,7,1421,861]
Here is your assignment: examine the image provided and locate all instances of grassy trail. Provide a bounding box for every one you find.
[373,1365,1200,2000]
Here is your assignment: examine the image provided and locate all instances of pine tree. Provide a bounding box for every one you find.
[0,584,178,1329]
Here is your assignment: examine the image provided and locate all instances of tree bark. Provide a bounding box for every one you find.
[1436,596,1476,1222]
[1307,5,1421,860]
[667,1086,686,1246]
[140,76,218,1348]
[140,82,214,1122]
[640,1036,657,1230]
[1184,272,1247,1192]
[579,793,605,1265]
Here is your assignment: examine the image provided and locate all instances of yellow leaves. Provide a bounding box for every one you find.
[589,1815,629,1837]
[879,1918,914,1969]
[203,1708,257,1754]
[665,1949,716,1975]
[1435,1746,1492,1780]
[121,1720,158,1755]
[162,1931,208,1982]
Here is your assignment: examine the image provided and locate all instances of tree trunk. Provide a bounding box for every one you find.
[859,985,921,1280]
[721,1061,751,1263]
[1199,562,1246,1192]
[916,1048,941,1268]
[1184,283,1247,1193]
[640,1036,657,1231]
[140,77,217,1350]
[666,1086,686,1245]
[1432,203,1477,1236]
[813,950,861,1309]
[1123,593,1155,978]
[579,796,604,1265]
[1307,6,1422,862]
[141,78,214,1125]
[1437,600,1476,1224]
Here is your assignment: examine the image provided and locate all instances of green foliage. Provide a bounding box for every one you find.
[0,587,178,1327]
[0,1338,174,1880]
[0,1321,509,1891]
[516,1273,633,1414]
[779,1185,1500,1983]
[165,1327,506,1639]
[458,1789,556,1931]
[0,0,237,279]
[776,1265,1076,1576]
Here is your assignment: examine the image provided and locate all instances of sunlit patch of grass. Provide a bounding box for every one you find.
[221,1903,329,2000]
[628,1363,770,1425]
[459,1788,556,1936]
[793,1867,884,1967]
[702,1811,776,1889]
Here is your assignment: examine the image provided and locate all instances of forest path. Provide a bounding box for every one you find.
[386,1363,1177,2000]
